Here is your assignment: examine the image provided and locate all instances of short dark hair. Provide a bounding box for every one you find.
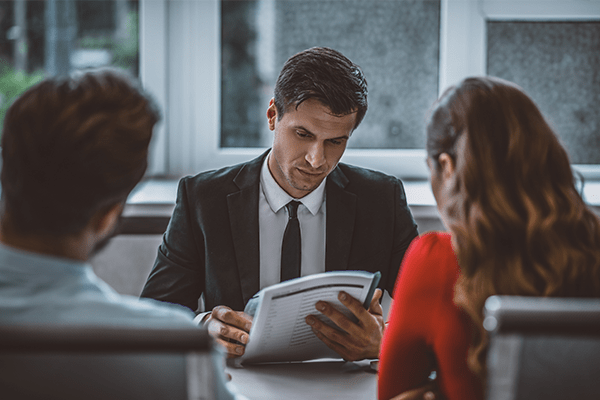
[273,47,368,130]
[0,69,160,236]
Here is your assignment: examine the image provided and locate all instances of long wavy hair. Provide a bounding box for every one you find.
[426,76,600,384]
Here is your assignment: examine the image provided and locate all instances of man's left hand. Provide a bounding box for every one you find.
[305,288,384,361]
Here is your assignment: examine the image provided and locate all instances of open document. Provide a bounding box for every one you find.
[240,270,381,364]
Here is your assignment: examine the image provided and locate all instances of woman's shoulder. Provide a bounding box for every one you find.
[392,232,459,317]
[398,231,454,278]
[409,231,453,254]
[400,231,458,281]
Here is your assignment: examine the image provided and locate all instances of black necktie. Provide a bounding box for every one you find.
[281,201,301,282]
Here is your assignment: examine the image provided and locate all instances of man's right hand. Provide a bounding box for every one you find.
[204,305,253,358]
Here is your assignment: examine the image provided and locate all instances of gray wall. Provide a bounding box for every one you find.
[90,235,163,297]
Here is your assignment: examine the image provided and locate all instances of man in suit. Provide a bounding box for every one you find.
[141,47,419,361]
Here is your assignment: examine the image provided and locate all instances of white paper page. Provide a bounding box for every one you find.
[241,271,375,364]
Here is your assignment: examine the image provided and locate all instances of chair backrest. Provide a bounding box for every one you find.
[484,295,600,400]
[0,325,243,400]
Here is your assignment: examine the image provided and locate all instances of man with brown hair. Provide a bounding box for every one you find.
[0,69,193,325]
[0,70,208,399]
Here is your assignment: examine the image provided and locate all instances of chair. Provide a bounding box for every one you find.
[0,324,245,400]
[484,295,600,400]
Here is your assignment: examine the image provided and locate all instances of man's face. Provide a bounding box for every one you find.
[267,98,356,199]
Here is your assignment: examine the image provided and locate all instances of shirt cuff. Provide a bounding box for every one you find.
[193,311,211,325]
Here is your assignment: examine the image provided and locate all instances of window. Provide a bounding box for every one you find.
[0,0,139,129]
[141,0,436,179]
[220,0,440,151]
[141,0,600,182]
[487,21,600,165]
[442,0,600,179]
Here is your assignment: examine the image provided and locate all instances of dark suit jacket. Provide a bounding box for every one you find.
[141,151,418,312]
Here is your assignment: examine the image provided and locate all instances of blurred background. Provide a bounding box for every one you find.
[0,0,597,178]
[0,0,598,300]
[0,0,138,127]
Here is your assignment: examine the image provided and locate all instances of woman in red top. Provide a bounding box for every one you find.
[378,76,600,400]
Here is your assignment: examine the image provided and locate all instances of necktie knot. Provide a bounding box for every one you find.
[286,201,301,220]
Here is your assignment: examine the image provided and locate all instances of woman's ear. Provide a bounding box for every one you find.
[437,152,455,181]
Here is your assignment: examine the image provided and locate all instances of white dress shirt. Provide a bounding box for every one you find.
[258,153,327,289]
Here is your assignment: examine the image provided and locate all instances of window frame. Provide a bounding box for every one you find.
[442,0,600,179]
[140,0,600,180]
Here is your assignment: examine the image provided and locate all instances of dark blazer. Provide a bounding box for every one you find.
[141,151,418,312]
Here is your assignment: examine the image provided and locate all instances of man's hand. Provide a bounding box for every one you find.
[204,305,252,358]
[305,288,384,361]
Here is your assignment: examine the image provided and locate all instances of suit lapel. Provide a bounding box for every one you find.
[325,166,357,272]
[227,151,269,305]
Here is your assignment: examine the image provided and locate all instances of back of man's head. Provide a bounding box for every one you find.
[0,69,160,237]
[273,46,368,130]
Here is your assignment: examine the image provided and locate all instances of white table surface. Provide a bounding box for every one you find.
[227,359,378,400]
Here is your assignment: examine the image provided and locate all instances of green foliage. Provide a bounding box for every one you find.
[79,36,113,49]
[113,11,139,70]
[0,63,45,135]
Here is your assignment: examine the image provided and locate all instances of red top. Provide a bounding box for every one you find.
[378,232,483,400]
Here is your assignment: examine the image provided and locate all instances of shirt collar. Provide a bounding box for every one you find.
[0,241,91,277]
[260,151,326,216]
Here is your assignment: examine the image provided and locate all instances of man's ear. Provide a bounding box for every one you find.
[437,153,455,181]
[267,98,277,131]
[93,203,123,238]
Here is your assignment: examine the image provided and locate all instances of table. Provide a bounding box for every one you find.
[227,359,378,400]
